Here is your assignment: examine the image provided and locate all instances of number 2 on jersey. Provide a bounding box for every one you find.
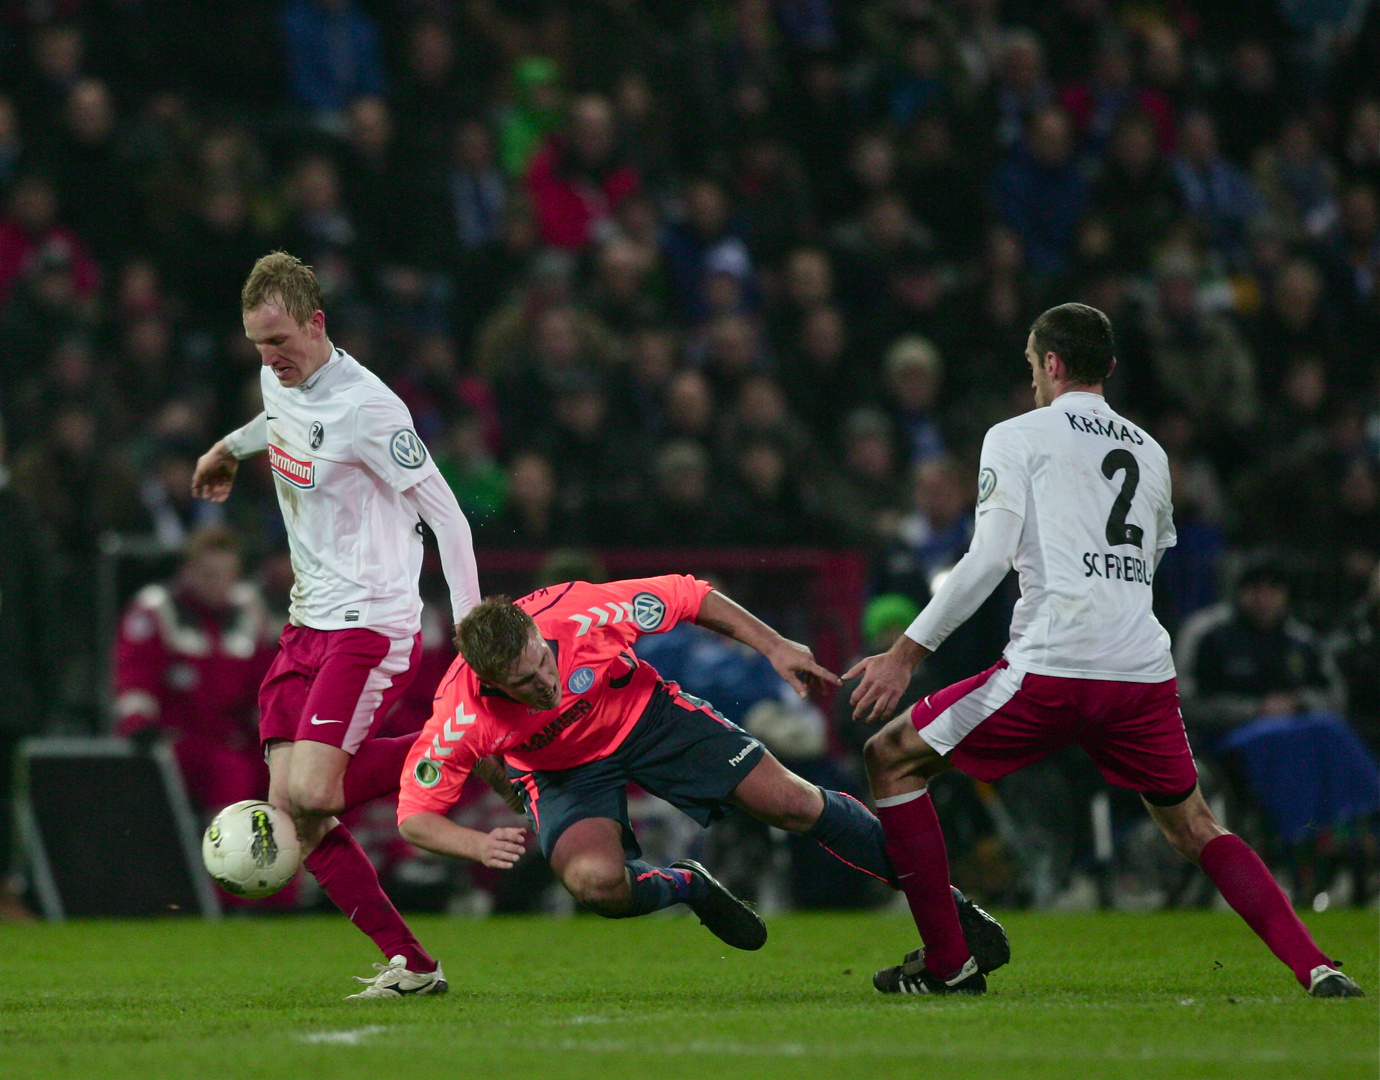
[1101,449,1145,547]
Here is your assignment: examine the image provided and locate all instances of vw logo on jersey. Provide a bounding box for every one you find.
[567,666,595,694]
[630,592,665,631]
[978,467,997,504]
[390,429,427,469]
[310,421,324,450]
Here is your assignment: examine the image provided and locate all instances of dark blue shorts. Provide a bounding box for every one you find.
[506,682,766,860]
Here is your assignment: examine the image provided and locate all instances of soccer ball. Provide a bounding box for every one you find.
[202,800,301,898]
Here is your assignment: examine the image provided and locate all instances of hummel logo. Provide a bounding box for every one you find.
[309,715,342,725]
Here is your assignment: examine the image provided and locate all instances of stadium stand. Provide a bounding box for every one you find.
[0,0,1376,915]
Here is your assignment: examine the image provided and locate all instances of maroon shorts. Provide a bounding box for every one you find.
[908,659,1198,799]
[259,625,422,755]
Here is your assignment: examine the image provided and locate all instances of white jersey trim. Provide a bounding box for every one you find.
[343,633,417,755]
[917,664,1025,756]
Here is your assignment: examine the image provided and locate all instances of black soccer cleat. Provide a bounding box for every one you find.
[1309,964,1364,998]
[873,888,1007,995]
[874,954,987,996]
[950,887,1010,975]
[671,859,767,951]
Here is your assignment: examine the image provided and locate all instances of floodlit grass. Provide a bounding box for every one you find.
[2,908,1375,1080]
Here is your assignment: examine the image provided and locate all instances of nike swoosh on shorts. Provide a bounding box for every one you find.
[310,715,343,725]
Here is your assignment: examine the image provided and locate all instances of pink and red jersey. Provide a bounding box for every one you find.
[397,575,713,824]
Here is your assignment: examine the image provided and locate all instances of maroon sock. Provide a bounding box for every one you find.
[875,788,970,978]
[341,735,415,810]
[1200,833,1331,987]
[304,823,435,973]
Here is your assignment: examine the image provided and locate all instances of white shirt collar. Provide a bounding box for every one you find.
[295,346,344,394]
[1055,390,1106,406]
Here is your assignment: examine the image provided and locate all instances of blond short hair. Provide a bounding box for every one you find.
[241,251,323,326]
[455,597,536,685]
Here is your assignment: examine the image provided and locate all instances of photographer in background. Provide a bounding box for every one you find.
[112,526,278,817]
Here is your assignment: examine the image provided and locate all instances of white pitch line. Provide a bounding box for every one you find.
[536,1038,1346,1064]
[297,1026,389,1045]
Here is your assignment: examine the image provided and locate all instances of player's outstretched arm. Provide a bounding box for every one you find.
[190,439,241,503]
[399,811,526,869]
[847,506,1022,722]
[695,590,841,699]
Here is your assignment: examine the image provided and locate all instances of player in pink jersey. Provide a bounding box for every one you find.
[397,574,1006,956]
[191,252,483,998]
[849,303,1361,998]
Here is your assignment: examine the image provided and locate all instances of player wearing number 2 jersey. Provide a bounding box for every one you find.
[191,252,481,998]
[849,303,1361,999]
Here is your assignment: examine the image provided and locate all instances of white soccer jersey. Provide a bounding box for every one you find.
[233,348,440,637]
[977,391,1176,681]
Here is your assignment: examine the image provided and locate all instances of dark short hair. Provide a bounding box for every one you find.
[455,596,536,684]
[1029,303,1115,385]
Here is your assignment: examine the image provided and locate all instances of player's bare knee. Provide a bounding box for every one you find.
[862,729,896,779]
[287,775,343,819]
[864,719,930,786]
[1178,818,1229,864]
[1154,808,1224,864]
[763,804,819,835]
[562,859,630,914]
[757,781,824,834]
[1160,823,1198,862]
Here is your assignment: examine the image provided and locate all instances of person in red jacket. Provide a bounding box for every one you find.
[526,93,641,251]
[113,527,278,815]
[0,175,101,304]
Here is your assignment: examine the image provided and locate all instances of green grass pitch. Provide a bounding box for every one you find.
[2,908,1375,1080]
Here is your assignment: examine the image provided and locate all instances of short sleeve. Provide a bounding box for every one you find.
[1157,471,1178,552]
[397,661,482,822]
[353,396,440,492]
[975,424,1029,521]
[588,575,713,637]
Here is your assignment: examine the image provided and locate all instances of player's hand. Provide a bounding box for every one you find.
[766,639,842,699]
[191,440,239,502]
[477,826,526,869]
[844,651,915,723]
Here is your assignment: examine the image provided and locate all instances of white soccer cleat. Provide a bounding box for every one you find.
[1307,964,1364,998]
[346,955,449,1000]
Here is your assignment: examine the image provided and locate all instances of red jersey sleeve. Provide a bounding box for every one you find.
[543,575,712,642]
[397,657,484,824]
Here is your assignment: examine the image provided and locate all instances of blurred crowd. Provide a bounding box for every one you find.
[1,1,1379,910]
